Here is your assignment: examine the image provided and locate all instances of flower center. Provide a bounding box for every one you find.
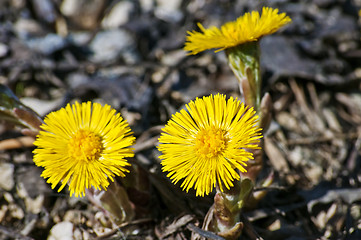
[195,127,228,159]
[68,129,103,162]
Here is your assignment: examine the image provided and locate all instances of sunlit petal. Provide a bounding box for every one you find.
[33,102,135,197]
[158,94,262,197]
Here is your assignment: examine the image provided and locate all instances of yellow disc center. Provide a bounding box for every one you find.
[68,129,103,162]
[195,127,228,158]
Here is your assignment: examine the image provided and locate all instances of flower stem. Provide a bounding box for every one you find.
[226,42,268,183]
[202,179,253,240]
[226,42,261,114]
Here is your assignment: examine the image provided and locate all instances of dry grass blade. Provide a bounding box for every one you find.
[95,218,153,239]
[156,215,195,239]
[187,223,225,240]
[0,136,35,150]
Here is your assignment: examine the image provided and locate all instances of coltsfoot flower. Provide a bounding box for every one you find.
[33,102,135,197]
[184,7,291,55]
[158,94,262,196]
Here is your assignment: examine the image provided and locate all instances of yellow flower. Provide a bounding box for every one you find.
[184,7,291,55]
[33,102,135,197]
[158,94,262,197]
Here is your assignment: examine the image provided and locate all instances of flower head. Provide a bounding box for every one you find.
[158,94,262,197]
[33,102,135,197]
[184,7,291,55]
